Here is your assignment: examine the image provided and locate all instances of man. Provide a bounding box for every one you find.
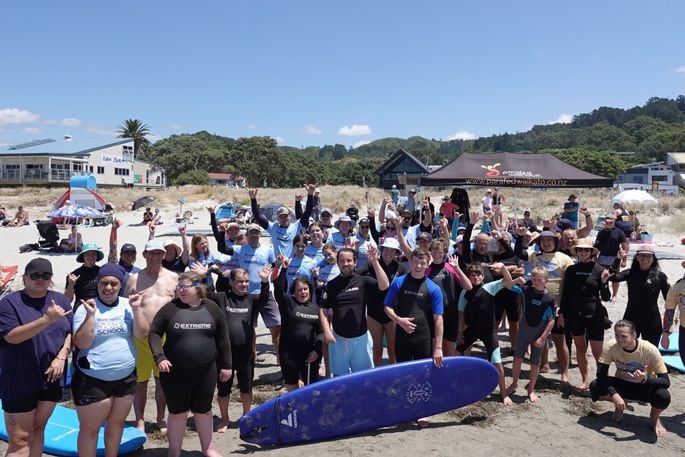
[312,188,321,222]
[124,239,179,432]
[594,214,629,301]
[405,189,417,215]
[5,205,29,227]
[563,194,580,229]
[250,184,315,257]
[319,208,334,231]
[107,218,141,294]
[521,210,539,232]
[320,246,389,376]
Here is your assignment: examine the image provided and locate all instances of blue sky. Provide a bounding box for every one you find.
[1,1,684,149]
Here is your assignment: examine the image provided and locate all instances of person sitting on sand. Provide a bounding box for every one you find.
[142,207,153,225]
[4,205,29,227]
[507,267,556,403]
[589,319,670,437]
[58,225,83,252]
[152,208,163,225]
[0,206,6,221]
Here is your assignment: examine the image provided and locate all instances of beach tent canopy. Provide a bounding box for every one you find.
[612,189,658,205]
[52,187,107,211]
[420,152,613,188]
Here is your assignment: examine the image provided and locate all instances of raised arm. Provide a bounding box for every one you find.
[208,206,223,244]
[299,184,315,228]
[179,225,190,265]
[367,246,389,291]
[249,188,269,229]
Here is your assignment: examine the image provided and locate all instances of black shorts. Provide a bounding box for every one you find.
[495,289,520,323]
[443,305,459,342]
[1,381,62,413]
[161,362,217,414]
[71,369,137,407]
[550,315,566,335]
[590,376,670,410]
[279,340,320,386]
[395,332,432,363]
[367,303,391,325]
[566,314,605,341]
[217,343,254,395]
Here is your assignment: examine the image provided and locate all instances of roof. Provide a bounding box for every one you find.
[374,149,431,175]
[666,152,685,163]
[421,152,613,188]
[0,138,132,157]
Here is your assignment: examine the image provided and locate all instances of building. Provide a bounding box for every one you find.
[374,149,431,189]
[0,137,164,188]
[208,172,247,187]
[617,161,679,195]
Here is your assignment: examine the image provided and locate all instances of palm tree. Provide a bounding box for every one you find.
[116,119,151,156]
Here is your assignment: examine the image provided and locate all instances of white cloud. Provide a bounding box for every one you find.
[301,124,322,135]
[248,124,257,130]
[86,125,117,137]
[337,124,372,136]
[61,118,82,128]
[22,127,42,134]
[447,130,477,141]
[548,114,573,124]
[274,136,286,145]
[0,108,40,126]
[169,124,183,131]
[675,65,685,74]
[353,140,371,148]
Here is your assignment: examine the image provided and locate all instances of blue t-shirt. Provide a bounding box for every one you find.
[189,252,223,289]
[0,290,72,400]
[317,262,340,286]
[230,244,277,294]
[304,243,325,264]
[73,297,136,381]
[563,201,580,227]
[285,256,318,289]
[356,235,378,269]
[267,221,305,258]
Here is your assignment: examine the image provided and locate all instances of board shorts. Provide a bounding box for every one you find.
[71,368,137,406]
[329,331,374,376]
[135,336,163,382]
[514,320,549,365]
[1,380,62,413]
[256,294,281,328]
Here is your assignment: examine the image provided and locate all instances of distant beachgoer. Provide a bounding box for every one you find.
[562,194,580,229]
[142,208,153,225]
[589,320,670,437]
[390,185,400,205]
[482,189,492,214]
[59,225,83,252]
[4,205,29,227]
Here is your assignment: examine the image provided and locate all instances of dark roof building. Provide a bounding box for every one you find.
[374,149,430,189]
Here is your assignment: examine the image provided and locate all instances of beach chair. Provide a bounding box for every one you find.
[0,265,18,299]
[36,221,60,250]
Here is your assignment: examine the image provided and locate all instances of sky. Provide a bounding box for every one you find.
[1,1,684,149]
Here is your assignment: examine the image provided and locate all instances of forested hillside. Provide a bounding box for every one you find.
[141,96,685,187]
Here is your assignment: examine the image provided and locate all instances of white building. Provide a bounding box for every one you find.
[0,137,164,187]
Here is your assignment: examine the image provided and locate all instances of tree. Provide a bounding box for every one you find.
[117,119,152,156]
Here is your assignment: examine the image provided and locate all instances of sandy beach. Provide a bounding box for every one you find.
[1,195,684,456]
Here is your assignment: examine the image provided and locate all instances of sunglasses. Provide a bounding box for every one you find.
[402,216,411,221]
[176,283,199,291]
[29,272,52,281]
[386,226,396,231]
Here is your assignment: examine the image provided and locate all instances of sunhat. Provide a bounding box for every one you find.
[77,243,104,263]
[570,238,599,256]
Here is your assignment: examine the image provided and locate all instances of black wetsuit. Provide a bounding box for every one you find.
[67,265,100,307]
[149,298,231,414]
[209,282,268,395]
[456,281,504,363]
[321,273,378,338]
[610,268,669,346]
[426,262,461,342]
[560,261,611,340]
[274,270,323,385]
[357,260,408,325]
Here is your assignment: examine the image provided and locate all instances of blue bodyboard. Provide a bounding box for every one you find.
[658,332,679,354]
[663,354,685,373]
[0,400,146,456]
[240,356,498,445]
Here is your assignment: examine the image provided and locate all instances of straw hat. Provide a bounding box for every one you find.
[570,238,599,256]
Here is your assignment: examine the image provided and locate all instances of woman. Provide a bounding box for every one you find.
[662,260,685,368]
[275,258,323,391]
[189,234,223,292]
[329,215,355,250]
[355,217,378,268]
[149,272,231,457]
[282,235,317,290]
[162,225,190,274]
[559,238,611,391]
[65,243,105,305]
[0,258,72,457]
[610,245,669,346]
[304,222,326,263]
[358,237,408,366]
[589,320,670,436]
[71,264,148,457]
[59,225,83,253]
[314,244,340,377]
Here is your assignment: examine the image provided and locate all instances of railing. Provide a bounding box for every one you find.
[0,169,89,182]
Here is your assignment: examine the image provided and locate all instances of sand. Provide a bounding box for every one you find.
[1,199,684,456]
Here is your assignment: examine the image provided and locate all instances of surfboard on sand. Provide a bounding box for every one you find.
[663,354,685,373]
[658,332,679,354]
[0,400,146,457]
[239,356,498,446]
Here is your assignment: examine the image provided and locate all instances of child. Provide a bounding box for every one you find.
[507,267,556,403]
[455,262,515,405]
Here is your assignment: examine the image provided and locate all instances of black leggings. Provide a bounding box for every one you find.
[161,362,216,414]
[590,376,670,410]
[395,327,432,363]
[279,340,320,386]
[217,343,254,395]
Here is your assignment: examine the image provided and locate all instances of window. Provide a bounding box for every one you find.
[122,145,134,162]
[4,164,19,170]
[652,175,667,182]
[72,163,83,172]
[114,167,130,176]
[97,166,104,174]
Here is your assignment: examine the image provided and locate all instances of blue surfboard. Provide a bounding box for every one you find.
[0,401,146,456]
[663,354,685,373]
[239,356,498,445]
[658,332,679,354]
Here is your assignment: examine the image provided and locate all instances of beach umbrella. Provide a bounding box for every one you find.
[48,203,104,219]
[612,189,658,205]
[132,196,155,210]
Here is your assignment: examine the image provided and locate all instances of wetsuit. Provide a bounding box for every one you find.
[456,280,505,363]
[426,262,462,342]
[609,268,669,346]
[274,270,323,385]
[560,261,611,341]
[514,287,555,364]
[208,281,268,396]
[664,277,685,367]
[149,298,231,414]
[357,260,408,325]
[67,265,100,306]
[384,274,443,361]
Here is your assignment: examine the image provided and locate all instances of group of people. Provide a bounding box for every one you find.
[0,205,29,227]
[1,185,683,457]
